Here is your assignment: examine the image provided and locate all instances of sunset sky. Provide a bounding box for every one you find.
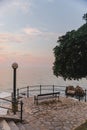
[0,0,87,89]
[0,0,87,68]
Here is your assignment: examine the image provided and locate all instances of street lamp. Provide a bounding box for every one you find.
[12,62,18,114]
[12,63,18,102]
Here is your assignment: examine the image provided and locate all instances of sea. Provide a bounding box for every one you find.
[0,66,87,91]
[0,66,87,115]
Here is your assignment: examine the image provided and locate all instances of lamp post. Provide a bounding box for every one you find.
[12,63,18,114]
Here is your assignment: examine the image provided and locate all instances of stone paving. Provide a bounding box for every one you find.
[22,97,87,130]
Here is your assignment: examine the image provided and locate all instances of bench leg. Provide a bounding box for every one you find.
[34,96,36,104]
[36,98,38,105]
[34,96,38,105]
[58,95,59,101]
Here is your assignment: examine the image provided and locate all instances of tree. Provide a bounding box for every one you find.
[83,13,87,23]
[53,23,87,80]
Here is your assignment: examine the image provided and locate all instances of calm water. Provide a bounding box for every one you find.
[0,65,86,115]
[0,66,87,91]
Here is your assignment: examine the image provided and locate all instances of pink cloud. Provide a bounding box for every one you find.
[0,53,8,62]
[0,51,54,68]
[16,53,53,66]
[0,33,24,43]
[23,27,42,35]
[0,27,60,45]
[22,27,61,40]
[6,53,45,64]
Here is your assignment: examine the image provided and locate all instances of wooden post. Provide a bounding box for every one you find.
[20,101,23,122]
[40,85,41,95]
[27,86,29,98]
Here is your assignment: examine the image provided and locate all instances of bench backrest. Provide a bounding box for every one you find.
[38,92,60,97]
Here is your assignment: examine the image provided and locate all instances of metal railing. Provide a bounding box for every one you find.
[0,97,23,122]
[17,85,87,102]
[0,85,86,123]
[17,85,66,98]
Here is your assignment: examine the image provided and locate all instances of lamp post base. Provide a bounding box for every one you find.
[12,98,18,114]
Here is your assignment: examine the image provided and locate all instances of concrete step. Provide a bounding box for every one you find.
[0,119,11,130]
[17,122,26,130]
[0,119,29,130]
[0,115,20,122]
[23,124,35,130]
[8,121,19,130]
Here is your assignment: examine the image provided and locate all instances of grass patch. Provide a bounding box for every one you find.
[75,121,87,130]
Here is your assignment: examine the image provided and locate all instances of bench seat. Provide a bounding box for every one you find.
[34,92,60,105]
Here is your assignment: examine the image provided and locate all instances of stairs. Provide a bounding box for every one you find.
[0,119,31,130]
[0,120,11,130]
[8,121,19,130]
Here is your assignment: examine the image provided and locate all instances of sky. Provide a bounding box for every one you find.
[0,0,86,69]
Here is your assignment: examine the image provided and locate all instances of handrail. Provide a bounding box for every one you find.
[0,106,12,111]
[18,86,27,90]
[0,97,23,122]
[17,85,87,102]
[0,97,13,103]
[0,97,21,104]
[0,105,21,112]
[17,85,66,99]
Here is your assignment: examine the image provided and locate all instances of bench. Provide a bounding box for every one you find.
[34,92,60,105]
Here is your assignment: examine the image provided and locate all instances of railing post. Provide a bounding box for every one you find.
[20,101,23,122]
[27,86,29,98]
[11,92,14,101]
[85,89,86,102]
[53,85,54,94]
[11,92,15,114]
[79,95,80,101]
[17,89,19,99]
[40,85,41,95]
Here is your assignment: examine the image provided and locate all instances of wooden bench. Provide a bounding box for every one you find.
[34,92,60,105]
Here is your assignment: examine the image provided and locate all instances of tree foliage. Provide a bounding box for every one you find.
[53,23,87,80]
[83,13,87,23]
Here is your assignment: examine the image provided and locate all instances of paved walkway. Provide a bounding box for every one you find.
[22,97,87,130]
